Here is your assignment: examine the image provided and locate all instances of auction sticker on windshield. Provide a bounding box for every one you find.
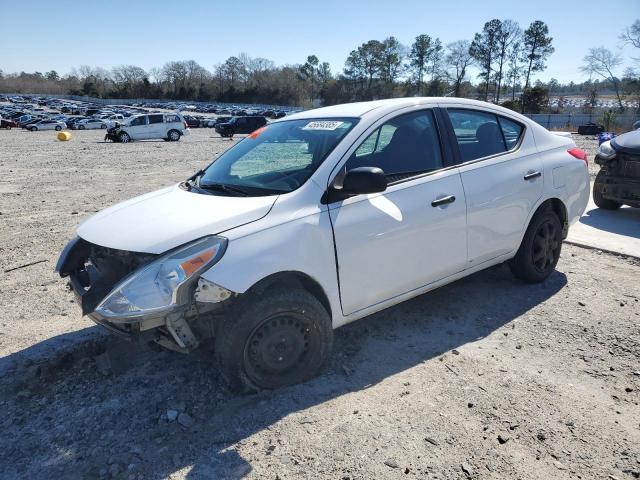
[302,121,344,131]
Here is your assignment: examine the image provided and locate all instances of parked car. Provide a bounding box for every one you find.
[204,116,232,128]
[577,122,604,135]
[593,128,640,209]
[215,116,267,138]
[27,119,67,131]
[104,113,189,143]
[1,119,17,129]
[75,118,108,130]
[183,115,204,128]
[56,98,590,391]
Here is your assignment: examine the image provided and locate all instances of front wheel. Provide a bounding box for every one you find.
[215,288,333,392]
[118,132,131,143]
[509,209,562,283]
[168,129,181,141]
[101,124,107,129]
[78,125,85,130]
[30,126,38,131]
[55,125,62,131]
[593,173,622,210]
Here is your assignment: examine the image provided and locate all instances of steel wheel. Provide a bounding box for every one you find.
[243,313,314,387]
[532,220,560,273]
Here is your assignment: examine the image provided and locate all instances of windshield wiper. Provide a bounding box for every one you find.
[198,182,250,196]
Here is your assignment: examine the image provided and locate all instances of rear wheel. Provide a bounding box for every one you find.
[101,124,107,129]
[78,125,85,130]
[168,129,181,141]
[30,126,38,131]
[215,288,333,392]
[55,125,62,131]
[118,132,131,143]
[593,172,622,210]
[509,209,562,283]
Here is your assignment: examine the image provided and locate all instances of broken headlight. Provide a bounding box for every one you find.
[95,236,227,321]
[596,140,616,160]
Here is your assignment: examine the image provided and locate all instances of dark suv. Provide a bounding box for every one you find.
[215,116,267,138]
[593,129,640,209]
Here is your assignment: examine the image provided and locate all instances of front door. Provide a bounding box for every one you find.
[329,109,468,315]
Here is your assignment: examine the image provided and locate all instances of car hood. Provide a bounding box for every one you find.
[77,184,277,254]
[612,129,640,155]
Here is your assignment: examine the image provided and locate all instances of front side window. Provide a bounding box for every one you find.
[130,116,146,126]
[346,110,443,182]
[199,118,357,195]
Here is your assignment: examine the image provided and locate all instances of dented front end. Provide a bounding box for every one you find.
[56,236,235,352]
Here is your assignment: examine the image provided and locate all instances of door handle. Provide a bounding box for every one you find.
[524,171,542,180]
[431,195,456,207]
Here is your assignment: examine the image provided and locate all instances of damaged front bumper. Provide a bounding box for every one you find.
[56,236,235,351]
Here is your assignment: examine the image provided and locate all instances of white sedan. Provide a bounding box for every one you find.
[27,119,67,131]
[75,118,108,130]
[57,97,590,391]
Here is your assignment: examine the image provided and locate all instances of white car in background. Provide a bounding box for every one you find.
[75,118,108,130]
[57,97,590,391]
[27,119,67,131]
[106,113,190,142]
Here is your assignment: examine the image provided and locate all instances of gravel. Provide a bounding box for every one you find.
[0,127,639,479]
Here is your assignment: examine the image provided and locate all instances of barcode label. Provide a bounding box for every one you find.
[302,121,344,131]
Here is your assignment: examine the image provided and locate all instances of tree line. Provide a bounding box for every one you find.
[0,19,638,113]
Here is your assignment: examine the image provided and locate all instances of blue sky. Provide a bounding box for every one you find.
[1,0,638,83]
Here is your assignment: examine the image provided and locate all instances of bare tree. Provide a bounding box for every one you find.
[494,20,521,103]
[581,47,624,111]
[445,40,473,97]
[470,19,502,101]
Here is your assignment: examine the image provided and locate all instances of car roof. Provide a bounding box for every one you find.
[285,97,529,122]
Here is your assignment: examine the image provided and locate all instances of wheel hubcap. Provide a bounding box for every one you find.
[532,221,559,271]
[246,316,310,375]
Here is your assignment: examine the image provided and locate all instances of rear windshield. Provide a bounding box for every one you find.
[199,118,357,195]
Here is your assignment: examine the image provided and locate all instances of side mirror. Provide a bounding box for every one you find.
[325,167,387,203]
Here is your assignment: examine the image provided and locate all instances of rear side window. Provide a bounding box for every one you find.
[165,114,180,123]
[130,116,146,126]
[448,109,506,162]
[148,114,164,124]
[347,109,443,181]
[498,117,523,150]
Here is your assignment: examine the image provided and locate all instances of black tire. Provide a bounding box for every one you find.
[5,126,11,130]
[509,209,563,283]
[101,124,107,129]
[215,288,333,392]
[30,126,37,131]
[118,132,131,143]
[168,129,181,141]
[55,125,62,131]
[78,125,85,130]
[593,172,622,210]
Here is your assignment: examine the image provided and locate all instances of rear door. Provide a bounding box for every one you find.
[329,108,467,315]
[444,106,543,266]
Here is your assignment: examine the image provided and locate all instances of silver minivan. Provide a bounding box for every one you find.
[106,113,190,143]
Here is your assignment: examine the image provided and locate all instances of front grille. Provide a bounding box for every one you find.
[617,152,640,179]
[60,238,158,315]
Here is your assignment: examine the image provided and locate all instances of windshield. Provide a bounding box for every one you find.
[199,118,357,195]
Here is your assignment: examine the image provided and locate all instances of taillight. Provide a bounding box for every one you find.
[184,121,189,129]
[567,148,588,166]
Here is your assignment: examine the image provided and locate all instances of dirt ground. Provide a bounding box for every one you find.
[0,127,638,480]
